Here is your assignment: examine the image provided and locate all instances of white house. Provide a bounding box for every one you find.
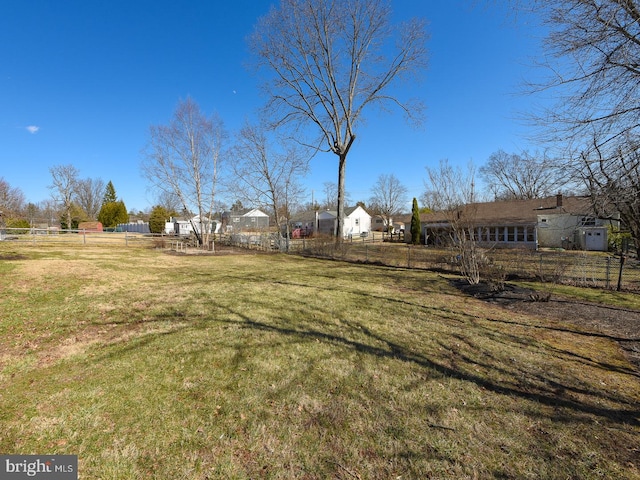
[172,215,220,236]
[420,195,618,251]
[317,206,372,238]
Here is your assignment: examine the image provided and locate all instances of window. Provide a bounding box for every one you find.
[582,216,596,226]
[507,227,515,242]
[526,228,535,242]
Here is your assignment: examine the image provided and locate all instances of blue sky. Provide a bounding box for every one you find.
[1,0,545,213]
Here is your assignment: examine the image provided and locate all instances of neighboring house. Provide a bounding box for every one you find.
[421,194,619,251]
[173,215,220,236]
[371,215,405,233]
[371,215,389,232]
[289,210,320,237]
[77,221,103,232]
[222,208,270,232]
[317,206,372,238]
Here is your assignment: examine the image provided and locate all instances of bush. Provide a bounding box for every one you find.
[98,201,129,228]
[7,219,30,234]
[149,206,173,234]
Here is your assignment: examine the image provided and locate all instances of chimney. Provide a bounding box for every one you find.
[556,193,563,208]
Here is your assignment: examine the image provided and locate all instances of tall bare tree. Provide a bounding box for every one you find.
[0,177,26,219]
[141,98,225,249]
[321,181,351,211]
[530,0,640,149]
[75,177,105,220]
[523,0,640,245]
[155,190,182,214]
[369,173,408,232]
[425,160,481,284]
[231,122,309,239]
[480,149,564,200]
[250,0,428,241]
[581,136,640,249]
[49,164,79,230]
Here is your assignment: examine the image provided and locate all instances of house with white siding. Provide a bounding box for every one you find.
[317,206,372,238]
[420,195,619,251]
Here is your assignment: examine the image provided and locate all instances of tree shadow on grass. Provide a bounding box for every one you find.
[86,275,640,429]
[204,303,640,428]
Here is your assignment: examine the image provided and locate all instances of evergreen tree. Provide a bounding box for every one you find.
[410,197,421,245]
[98,200,128,228]
[102,181,117,204]
[148,205,174,234]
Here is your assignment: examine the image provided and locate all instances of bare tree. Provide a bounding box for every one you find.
[49,164,79,230]
[522,0,640,247]
[142,98,225,249]
[425,160,481,284]
[579,136,640,249]
[369,173,408,231]
[231,122,309,239]
[74,177,105,219]
[321,181,351,210]
[38,199,60,227]
[529,0,640,149]
[250,0,428,241]
[0,177,26,219]
[155,190,182,214]
[479,149,564,200]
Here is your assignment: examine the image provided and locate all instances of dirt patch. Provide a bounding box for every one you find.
[452,280,640,372]
[0,253,27,260]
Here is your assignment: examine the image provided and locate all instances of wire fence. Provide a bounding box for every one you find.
[3,228,639,291]
[285,238,640,291]
[0,227,158,247]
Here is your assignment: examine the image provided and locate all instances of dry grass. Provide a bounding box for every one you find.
[0,243,638,479]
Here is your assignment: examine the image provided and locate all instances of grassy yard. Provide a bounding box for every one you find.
[0,244,639,479]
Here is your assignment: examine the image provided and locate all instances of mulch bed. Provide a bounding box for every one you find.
[452,280,640,373]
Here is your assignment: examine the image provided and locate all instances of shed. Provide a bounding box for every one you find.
[77,221,103,232]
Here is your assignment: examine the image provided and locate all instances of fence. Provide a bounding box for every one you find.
[0,227,158,247]
[288,239,640,291]
[4,227,639,290]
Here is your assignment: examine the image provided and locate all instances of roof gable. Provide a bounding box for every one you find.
[243,208,269,218]
[345,205,370,218]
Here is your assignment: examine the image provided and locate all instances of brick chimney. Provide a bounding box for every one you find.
[556,193,563,207]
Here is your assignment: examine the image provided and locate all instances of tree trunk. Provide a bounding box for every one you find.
[336,152,347,242]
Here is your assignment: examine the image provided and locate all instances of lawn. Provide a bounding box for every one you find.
[0,244,638,479]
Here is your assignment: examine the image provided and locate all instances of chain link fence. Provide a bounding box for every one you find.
[287,238,640,291]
